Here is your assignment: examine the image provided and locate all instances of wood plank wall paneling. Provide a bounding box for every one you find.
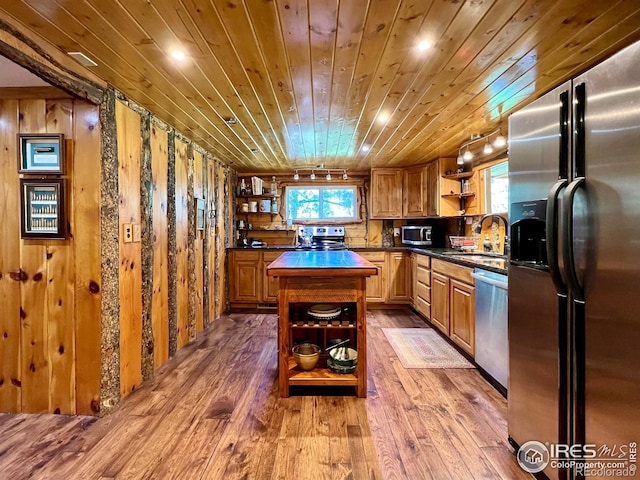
[0,99,21,412]
[73,101,102,415]
[175,138,189,349]
[19,99,50,413]
[45,99,75,414]
[207,160,217,325]
[151,124,169,369]
[194,150,204,334]
[116,101,143,397]
[0,94,101,415]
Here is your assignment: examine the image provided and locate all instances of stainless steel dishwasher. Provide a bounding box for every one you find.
[471,269,508,390]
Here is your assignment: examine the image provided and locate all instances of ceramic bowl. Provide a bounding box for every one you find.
[292,343,321,371]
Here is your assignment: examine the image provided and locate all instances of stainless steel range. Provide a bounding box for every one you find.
[296,226,347,250]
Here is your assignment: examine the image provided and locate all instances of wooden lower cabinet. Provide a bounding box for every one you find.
[230,250,282,305]
[388,251,411,302]
[230,249,413,307]
[450,279,475,355]
[430,271,449,334]
[427,258,476,357]
[356,251,387,303]
[230,251,262,302]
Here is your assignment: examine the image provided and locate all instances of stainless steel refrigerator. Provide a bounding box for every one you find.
[507,40,640,480]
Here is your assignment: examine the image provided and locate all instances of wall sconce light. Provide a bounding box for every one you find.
[293,170,299,181]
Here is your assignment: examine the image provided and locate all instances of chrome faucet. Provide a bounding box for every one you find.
[474,214,510,255]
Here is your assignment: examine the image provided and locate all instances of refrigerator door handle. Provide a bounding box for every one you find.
[547,179,568,294]
[560,178,585,301]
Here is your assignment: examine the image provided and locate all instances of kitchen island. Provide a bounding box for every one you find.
[266,250,378,397]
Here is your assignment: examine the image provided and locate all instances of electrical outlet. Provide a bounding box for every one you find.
[393,227,401,237]
[132,223,141,242]
[123,223,133,243]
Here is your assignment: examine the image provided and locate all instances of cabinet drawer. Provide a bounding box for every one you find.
[415,294,431,319]
[357,251,386,262]
[432,258,473,284]
[262,251,283,263]
[416,265,430,286]
[416,254,431,268]
[232,250,260,262]
[415,282,431,302]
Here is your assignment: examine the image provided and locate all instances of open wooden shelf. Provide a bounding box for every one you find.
[288,358,358,386]
[441,171,473,180]
[441,192,476,198]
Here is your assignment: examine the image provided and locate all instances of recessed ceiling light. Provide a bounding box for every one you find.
[417,40,432,51]
[361,145,370,152]
[377,112,389,123]
[67,51,98,67]
[171,50,186,61]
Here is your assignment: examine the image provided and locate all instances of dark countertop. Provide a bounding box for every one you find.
[229,245,508,275]
[265,250,378,277]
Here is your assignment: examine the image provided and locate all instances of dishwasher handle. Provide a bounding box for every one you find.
[471,271,508,290]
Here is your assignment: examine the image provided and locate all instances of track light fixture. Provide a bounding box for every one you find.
[292,164,349,182]
[457,127,507,164]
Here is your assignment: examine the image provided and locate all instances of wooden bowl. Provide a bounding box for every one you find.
[292,343,321,370]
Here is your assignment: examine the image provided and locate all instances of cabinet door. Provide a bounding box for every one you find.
[388,252,410,302]
[403,166,427,217]
[430,271,449,334]
[358,252,387,303]
[370,169,403,219]
[262,251,281,303]
[426,161,439,216]
[450,279,475,356]
[229,251,261,302]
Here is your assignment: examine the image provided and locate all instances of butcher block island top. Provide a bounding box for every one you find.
[266,250,378,397]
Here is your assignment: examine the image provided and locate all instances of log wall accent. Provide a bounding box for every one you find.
[0,93,102,415]
[167,131,177,357]
[194,150,205,334]
[140,113,154,381]
[99,88,120,415]
[208,160,218,326]
[186,143,196,341]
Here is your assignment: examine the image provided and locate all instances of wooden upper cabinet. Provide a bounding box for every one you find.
[426,161,439,217]
[403,165,427,217]
[370,168,403,219]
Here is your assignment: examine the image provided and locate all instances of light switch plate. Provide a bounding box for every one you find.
[132,223,141,242]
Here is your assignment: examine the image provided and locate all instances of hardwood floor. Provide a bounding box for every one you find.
[0,310,531,480]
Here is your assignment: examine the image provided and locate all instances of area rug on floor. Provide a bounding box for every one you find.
[381,328,474,369]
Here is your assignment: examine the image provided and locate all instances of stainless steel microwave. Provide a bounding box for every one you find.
[401,226,433,246]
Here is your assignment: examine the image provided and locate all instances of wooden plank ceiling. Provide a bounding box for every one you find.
[1,0,640,172]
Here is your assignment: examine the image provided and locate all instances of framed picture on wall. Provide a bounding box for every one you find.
[18,133,65,174]
[20,178,67,239]
[196,198,205,231]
